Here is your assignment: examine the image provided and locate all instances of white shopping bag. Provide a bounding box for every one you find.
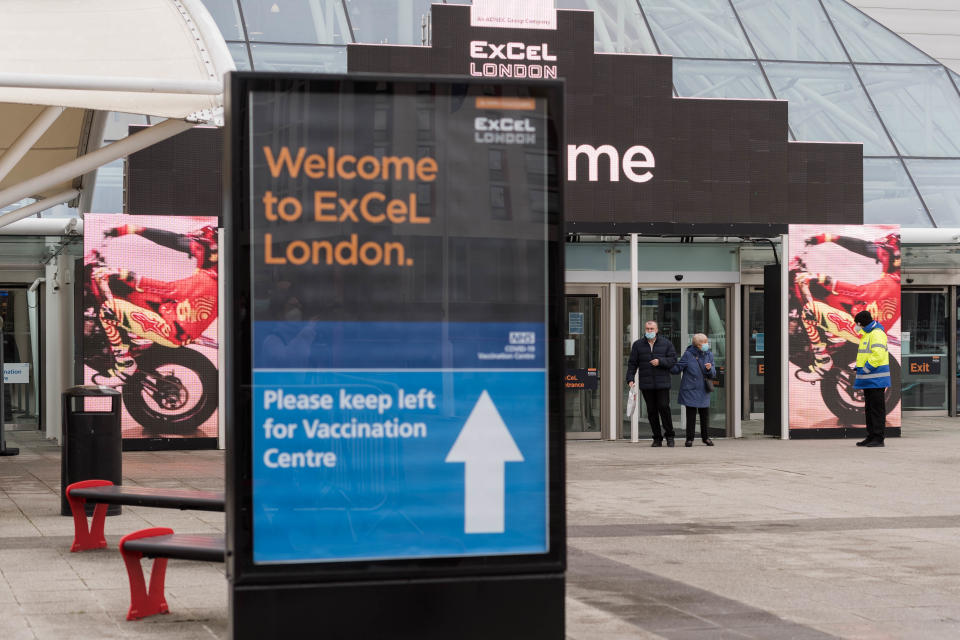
[626,387,638,417]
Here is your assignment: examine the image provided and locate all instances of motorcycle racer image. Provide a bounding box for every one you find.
[794,231,901,382]
[93,223,218,385]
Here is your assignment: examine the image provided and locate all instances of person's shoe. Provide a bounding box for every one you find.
[864,440,885,447]
[856,438,872,446]
[702,438,714,446]
[685,440,693,447]
[651,440,663,447]
[666,438,675,447]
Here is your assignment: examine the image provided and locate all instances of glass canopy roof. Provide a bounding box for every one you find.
[152,1,960,228]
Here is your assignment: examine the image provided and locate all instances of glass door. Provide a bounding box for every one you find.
[902,289,948,412]
[565,288,604,437]
[0,288,40,430]
[747,287,765,419]
[687,288,728,438]
[620,286,729,439]
[620,288,682,439]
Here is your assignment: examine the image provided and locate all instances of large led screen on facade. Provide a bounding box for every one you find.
[787,224,901,431]
[82,214,219,442]
[350,4,864,230]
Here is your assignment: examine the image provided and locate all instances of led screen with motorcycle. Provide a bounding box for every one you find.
[82,214,219,440]
[787,224,901,430]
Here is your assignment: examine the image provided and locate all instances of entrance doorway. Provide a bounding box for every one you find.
[0,287,40,431]
[902,288,949,413]
[619,286,729,440]
[565,286,605,438]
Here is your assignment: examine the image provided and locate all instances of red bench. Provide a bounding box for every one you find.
[65,479,224,551]
[64,479,226,620]
[120,528,225,620]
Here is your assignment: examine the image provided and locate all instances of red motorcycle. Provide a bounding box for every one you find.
[83,245,218,435]
[788,255,901,425]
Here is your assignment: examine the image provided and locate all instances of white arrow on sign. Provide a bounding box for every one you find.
[445,390,524,534]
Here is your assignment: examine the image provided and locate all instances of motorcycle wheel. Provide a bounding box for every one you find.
[821,357,901,426]
[123,346,218,436]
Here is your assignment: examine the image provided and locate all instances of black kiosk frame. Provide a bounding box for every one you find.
[225,72,566,639]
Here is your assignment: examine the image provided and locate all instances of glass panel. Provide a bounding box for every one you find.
[642,0,753,59]
[345,0,433,45]
[91,159,124,213]
[227,42,252,71]
[566,243,618,271]
[674,59,772,99]
[557,0,657,53]
[102,112,149,143]
[859,65,960,157]
[250,44,347,73]
[821,0,933,64]
[0,289,39,429]
[240,0,352,44]
[621,288,682,439]
[201,0,245,39]
[613,243,738,271]
[905,159,960,227]
[565,295,602,434]
[901,291,948,411]
[38,203,79,219]
[863,158,931,228]
[732,0,845,62]
[686,288,727,438]
[748,289,764,416]
[764,62,895,155]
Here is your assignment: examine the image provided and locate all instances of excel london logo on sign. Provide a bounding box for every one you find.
[468,40,558,79]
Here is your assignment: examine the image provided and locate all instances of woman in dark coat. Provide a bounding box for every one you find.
[671,333,716,446]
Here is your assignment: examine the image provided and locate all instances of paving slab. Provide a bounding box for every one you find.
[3,419,960,639]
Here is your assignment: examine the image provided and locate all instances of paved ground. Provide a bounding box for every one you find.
[2,419,960,639]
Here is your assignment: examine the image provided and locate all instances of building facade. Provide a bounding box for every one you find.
[78,0,960,440]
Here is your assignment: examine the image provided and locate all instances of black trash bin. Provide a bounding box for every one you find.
[60,385,123,516]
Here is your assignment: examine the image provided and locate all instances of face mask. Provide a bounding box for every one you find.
[855,324,862,333]
[700,343,710,352]
[284,307,303,322]
[644,331,656,340]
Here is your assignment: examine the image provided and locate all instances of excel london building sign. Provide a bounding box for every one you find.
[350,3,863,230]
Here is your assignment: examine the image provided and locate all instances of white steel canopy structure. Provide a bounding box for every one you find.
[0,0,234,228]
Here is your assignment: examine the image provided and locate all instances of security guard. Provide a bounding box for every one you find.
[853,309,890,447]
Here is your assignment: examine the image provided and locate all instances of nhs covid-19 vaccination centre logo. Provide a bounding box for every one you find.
[477,331,538,362]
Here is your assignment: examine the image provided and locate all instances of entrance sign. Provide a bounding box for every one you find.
[226,73,564,638]
[350,5,864,230]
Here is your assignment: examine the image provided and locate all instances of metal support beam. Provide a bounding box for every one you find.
[0,189,79,228]
[0,118,194,221]
[0,72,221,95]
[0,106,65,183]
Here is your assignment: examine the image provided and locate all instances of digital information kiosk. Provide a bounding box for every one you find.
[225,73,565,638]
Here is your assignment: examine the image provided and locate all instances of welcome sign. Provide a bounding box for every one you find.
[228,73,565,576]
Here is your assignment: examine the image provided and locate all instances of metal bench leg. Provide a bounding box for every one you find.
[65,479,113,552]
[120,527,174,621]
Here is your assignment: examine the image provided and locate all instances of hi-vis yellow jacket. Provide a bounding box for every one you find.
[854,321,890,389]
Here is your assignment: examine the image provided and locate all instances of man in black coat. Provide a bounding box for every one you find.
[626,320,678,446]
